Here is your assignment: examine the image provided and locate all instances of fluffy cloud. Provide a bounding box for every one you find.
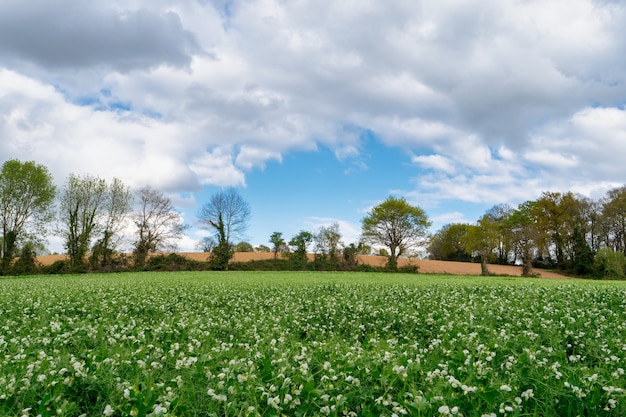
[0,1,198,72]
[2,0,626,211]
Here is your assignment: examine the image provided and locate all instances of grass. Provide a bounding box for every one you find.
[0,271,625,416]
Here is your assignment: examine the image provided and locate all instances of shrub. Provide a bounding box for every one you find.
[594,248,626,279]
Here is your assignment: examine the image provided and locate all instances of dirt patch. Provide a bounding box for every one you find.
[35,252,569,278]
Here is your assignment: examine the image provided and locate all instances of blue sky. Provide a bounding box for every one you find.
[2,0,626,254]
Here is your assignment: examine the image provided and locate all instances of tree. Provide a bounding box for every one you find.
[314,222,343,262]
[58,173,108,270]
[484,204,515,264]
[235,241,254,252]
[530,191,577,268]
[505,202,539,277]
[198,188,251,270]
[255,244,271,252]
[133,186,187,268]
[90,178,133,269]
[269,231,286,259]
[0,159,56,273]
[288,230,313,268]
[361,196,431,270]
[428,223,472,261]
[196,236,217,252]
[600,186,626,253]
[463,215,499,276]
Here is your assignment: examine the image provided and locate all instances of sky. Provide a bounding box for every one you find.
[2,0,626,254]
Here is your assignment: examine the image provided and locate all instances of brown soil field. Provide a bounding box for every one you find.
[36,252,569,278]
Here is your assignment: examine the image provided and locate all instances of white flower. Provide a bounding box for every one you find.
[500,385,512,392]
[438,405,450,415]
[103,405,114,416]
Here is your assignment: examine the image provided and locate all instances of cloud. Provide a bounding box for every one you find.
[0,1,198,72]
[2,0,626,220]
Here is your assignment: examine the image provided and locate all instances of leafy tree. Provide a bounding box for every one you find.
[90,177,133,269]
[600,186,626,253]
[570,226,594,276]
[288,230,313,268]
[58,173,108,270]
[505,202,539,277]
[255,244,271,252]
[341,242,370,270]
[530,191,578,268]
[428,223,472,261]
[198,188,251,270]
[235,241,254,252]
[10,242,39,275]
[361,196,431,270]
[463,215,499,276]
[0,159,56,273]
[314,222,343,262]
[594,247,626,279]
[269,231,286,259]
[484,204,515,264]
[133,186,187,268]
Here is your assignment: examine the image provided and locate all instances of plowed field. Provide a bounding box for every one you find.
[36,252,569,278]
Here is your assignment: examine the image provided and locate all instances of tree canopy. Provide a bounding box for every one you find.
[361,196,431,269]
[0,159,56,273]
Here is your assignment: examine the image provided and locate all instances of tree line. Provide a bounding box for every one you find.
[428,190,626,278]
[0,159,432,275]
[11,158,623,279]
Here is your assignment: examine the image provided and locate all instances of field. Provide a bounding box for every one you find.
[0,272,624,417]
[35,252,569,278]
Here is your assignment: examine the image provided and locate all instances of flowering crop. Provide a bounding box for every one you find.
[0,272,625,416]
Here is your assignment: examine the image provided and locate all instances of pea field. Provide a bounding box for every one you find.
[0,271,625,417]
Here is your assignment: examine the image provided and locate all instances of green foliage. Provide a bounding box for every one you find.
[1,272,625,416]
[255,244,271,252]
[235,241,254,252]
[269,231,286,259]
[0,159,56,273]
[570,226,594,276]
[209,240,233,271]
[594,248,626,279]
[429,223,472,261]
[362,196,431,270]
[288,230,314,269]
[8,242,40,275]
[144,253,206,272]
[58,173,108,270]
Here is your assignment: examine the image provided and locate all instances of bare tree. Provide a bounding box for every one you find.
[132,186,187,268]
[198,188,251,270]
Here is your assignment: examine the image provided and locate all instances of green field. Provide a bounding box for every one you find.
[0,272,625,416]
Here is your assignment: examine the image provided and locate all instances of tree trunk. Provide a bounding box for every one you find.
[480,254,490,276]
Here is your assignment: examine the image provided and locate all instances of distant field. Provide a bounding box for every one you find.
[36,252,569,278]
[1,271,621,416]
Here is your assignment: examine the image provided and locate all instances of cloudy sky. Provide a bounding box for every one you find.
[2,0,626,253]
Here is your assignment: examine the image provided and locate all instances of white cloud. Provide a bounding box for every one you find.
[412,154,456,175]
[2,0,626,232]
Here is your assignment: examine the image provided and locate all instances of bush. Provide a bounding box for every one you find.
[594,248,626,279]
[44,260,70,275]
[144,253,206,272]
